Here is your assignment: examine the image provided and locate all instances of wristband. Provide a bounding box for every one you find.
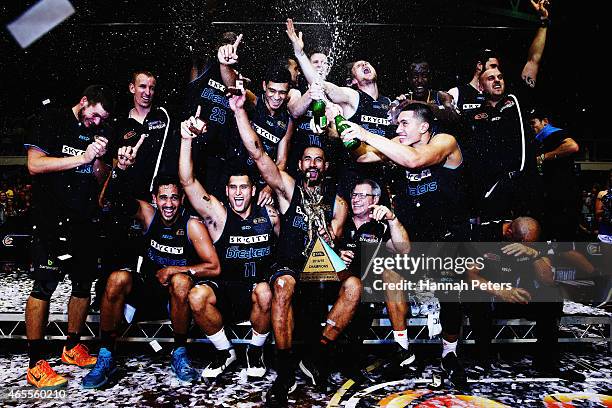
[540,17,550,28]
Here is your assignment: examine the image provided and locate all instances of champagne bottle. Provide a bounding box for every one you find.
[312,99,327,128]
[335,114,360,150]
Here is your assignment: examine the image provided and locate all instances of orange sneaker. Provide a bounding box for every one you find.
[61,343,97,368]
[27,360,68,389]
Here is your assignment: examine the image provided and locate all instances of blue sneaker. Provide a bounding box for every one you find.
[81,348,117,389]
[171,347,199,382]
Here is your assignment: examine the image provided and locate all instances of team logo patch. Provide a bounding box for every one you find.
[253,217,267,224]
[473,112,488,120]
[176,229,185,236]
[499,99,515,112]
[123,130,138,140]
[2,236,14,247]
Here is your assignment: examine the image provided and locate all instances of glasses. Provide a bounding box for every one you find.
[351,193,377,199]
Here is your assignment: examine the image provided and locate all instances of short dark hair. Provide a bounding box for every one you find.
[301,144,326,160]
[475,48,498,67]
[528,106,551,121]
[82,84,115,115]
[264,61,292,84]
[130,70,155,84]
[399,102,435,126]
[226,172,254,186]
[152,175,183,195]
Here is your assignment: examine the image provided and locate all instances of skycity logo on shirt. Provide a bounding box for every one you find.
[150,239,184,254]
[229,234,269,244]
[148,120,166,130]
[406,169,432,182]
[208,79,226,92]
[361,115,390,126]
[62,145,85,156]
[252,123,280,144]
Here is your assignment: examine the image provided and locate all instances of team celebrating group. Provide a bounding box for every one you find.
[23,1,597,405]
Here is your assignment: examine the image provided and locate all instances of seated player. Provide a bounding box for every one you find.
[82,142,219,388]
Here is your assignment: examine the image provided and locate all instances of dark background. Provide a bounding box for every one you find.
[0,0,605,158]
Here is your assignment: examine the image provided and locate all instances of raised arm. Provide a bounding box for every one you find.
[179,108,227,239]
[276,118,295,171]
[285,18,359,114]
[521,0,550,87]
[330,195,349,243]
[218,34,243,88]
[229,93,295,210]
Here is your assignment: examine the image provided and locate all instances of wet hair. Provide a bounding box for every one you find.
[399,102,435,126]
[151,175,183,196]
[354,179,382,197]
[300,144,327,160]
[82,84,115,115]
[130,70,155,84]
[264,60,292,85]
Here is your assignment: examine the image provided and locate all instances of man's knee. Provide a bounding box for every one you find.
[30,279,59,302]
[253,283,272,312]
[105,271,132,299]
[341,276,362,303]
[188,285,216,313]
[169,273,193,300]
[272,275,296,304]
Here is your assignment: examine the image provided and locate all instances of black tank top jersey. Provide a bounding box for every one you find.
[244,96,292,185]
[278,181,337,271]
[346,90,394,182]
[141,208,198,277]
[214,204,275,282]
[350,90,393,138]
[392,140,467,240]
[184,61,237,160]
[455,83,486,114]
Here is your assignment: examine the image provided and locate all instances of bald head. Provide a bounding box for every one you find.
[509,217,541,242]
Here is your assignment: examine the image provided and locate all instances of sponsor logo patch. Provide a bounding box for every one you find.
[150,239,184,255]
[62,145,85,156]
[229,234,269,244]
[360,115,390,126]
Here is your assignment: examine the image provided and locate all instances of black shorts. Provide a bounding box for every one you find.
[125,272,171,322]
[196,280,258,324]
[268,263,300,286]
[30,220,98,283]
